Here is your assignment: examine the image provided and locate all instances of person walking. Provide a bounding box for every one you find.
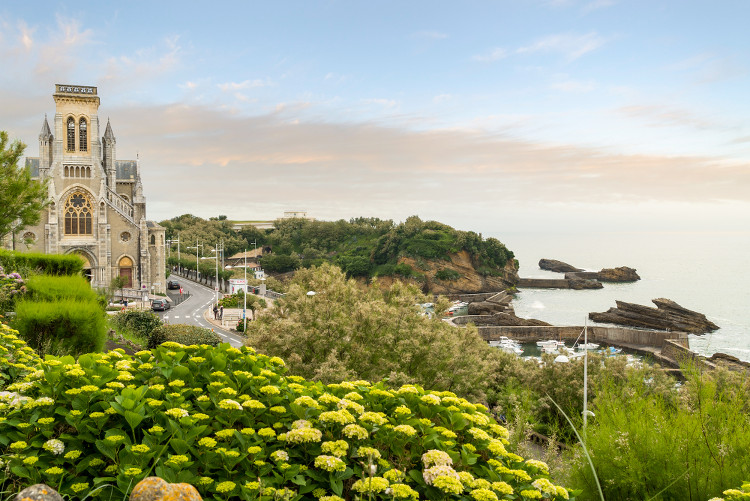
[213,304,218,320]
[219,305,224,321]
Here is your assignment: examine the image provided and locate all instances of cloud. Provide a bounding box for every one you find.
[100,35,183,87]
[582,0,617,13]
[217,79,272,92]
[472,47,508,62]
[517,32,606,60]
[616,104,722,131]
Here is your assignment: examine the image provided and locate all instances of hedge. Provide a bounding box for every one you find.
[25,275,99,302]
[13,299,107,356]
[147,324,222,349]
[0,249,84,276]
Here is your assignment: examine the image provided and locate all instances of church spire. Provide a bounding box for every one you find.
[39,114,52,140]
[103,118,115,141]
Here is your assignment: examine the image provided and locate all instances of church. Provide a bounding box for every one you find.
[16,84,166,294]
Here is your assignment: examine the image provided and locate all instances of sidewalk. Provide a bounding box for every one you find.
[203,307,245,331]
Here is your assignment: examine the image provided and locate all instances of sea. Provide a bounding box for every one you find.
[489,230,750,363]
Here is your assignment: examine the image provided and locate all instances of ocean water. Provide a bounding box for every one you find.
[489,230,750,362]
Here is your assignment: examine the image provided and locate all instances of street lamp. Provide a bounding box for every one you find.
[201,244,221,315]
[187,240,203,282]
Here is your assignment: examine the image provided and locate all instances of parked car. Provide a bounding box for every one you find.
[167,280,180,290]
[151,298,170,311]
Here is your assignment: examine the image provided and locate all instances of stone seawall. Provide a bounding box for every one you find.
[438,292,500,302]
[517,278,571,289]
[475,325,687,350]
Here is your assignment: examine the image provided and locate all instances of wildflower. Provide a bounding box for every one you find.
[240,427,255,435]
[148,425,165,435]
[124,467,142,477]
[34,397,54,406]
[260,385,280,395]
[285,426,322,444]
[532,478,557,495]
[526,459,550,475]
[89,412,106,418]
[510,469,532,482]
[423,465,460,485]
[422,449,452,468]
[66,368,86,377]
[197,477,213,486]
[319,409,356,425]
[555,486,570,499]
[23,456,39,465]
[470,488,498,501]
[165,455,190,466]
[351,477,390,494]
[196,395,210,402]
[320,497,345,501]
[198,437,217,448]
[193,413,210,421]
[64,450,82,460]
[71,483,89,493]
[315,454,347,472]
[70,410,83,417]
[421,394,441,405]
[215,429,235,439]
[467,427,491,441]
[104,407,117,415]
[293,395,319,408]
[131,444,151,454]
[43,439,65,455]
[271,450,289,462]
[337,398,365,415]
[44,466,64,476]
[105,435,126,444]
[342,424,369,440]
[393,424,417,437]
[488,439,507,457]
[257,427,277,439]
[292,419,312,429]
[396,384,419,395]
[218,387,237,396]
[88,458,105,467]
[270,405,286,413]
[321,440,349,457]
[473,479,491,489]
[242,399,266,410]
[491,482,513,496]
[244,481,260,490]
[433,475,463,495]
[165,408,189,419]
[319,393,340,405]
[218,399,243,410]
[359,411,388,426]
[394,406,411,417]
[218,449,240,458]
[269,356,285,366]
[389,483,419,500]
[519,490,542,499]
[247,446,262,454]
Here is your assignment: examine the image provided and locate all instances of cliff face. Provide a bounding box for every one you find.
[375,250,519,294]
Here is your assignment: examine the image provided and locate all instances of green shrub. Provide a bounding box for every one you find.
[435,268,461,281]
[0,331,571,500]
[25,274,98,302]
[110,310,163,340]
[0,324,41,389]
[0,265,27,313]
[0,249,84,276]
[147,324,221,349]
[13,299,107,356]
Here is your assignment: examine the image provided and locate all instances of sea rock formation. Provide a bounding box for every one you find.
[538,259,582,273]
[568,278,605,290]
[468,300,507,315]
[460,312,552,327]
[596,266,640,282]
[589,298,719,334]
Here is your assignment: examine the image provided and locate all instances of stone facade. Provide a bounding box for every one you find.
[8,84,166,294]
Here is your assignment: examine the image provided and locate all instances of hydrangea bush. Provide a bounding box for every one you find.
[0,324,573,500]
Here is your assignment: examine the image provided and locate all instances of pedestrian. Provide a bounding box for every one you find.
[123,299,128,309]
[219,305,224,320]
[179,287,183,296]
[213,304,218,320]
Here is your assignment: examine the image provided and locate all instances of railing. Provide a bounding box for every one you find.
[106,188,135,222]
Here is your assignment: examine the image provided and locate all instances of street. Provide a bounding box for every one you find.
[155,275,246,348]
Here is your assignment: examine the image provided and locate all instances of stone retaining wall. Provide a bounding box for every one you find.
[475,325,686,349]
[517,278,571,289]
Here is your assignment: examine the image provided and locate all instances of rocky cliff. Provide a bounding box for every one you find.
[589,298,719,334]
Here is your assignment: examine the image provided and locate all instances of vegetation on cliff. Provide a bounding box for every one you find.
[160,214,516,288]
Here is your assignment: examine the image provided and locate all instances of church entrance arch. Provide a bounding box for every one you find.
[118,256,134,288]
[68,249,96,282]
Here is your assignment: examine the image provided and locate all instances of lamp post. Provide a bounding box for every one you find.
[201,244,220,314]
[187,240,203,282]
[244,249,248,333]
[166,234,180,272]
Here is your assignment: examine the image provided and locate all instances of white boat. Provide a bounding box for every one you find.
[576,343,600,350]
[536,339,564,348]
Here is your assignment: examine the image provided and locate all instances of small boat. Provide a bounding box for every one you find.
[576,343,600,350]
[537,339,564,348]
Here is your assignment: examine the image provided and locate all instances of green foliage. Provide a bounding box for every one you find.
[13,299,107,356]
[110,310,163,341]
[147,324,221,349]
[248,263,495,402]
[260,253,300,273]
[0,249,84,276]
[0,265,27,313]
[435,268,461,281]
[0,324,41,389]
[167,256,232,281]
[25,274,99,302]
[566,365,750,501]
[0,131,50,244]
[0,329,570,500]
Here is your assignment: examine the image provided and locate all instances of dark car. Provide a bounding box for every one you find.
[151,298,170,311]
[167,280,180,290]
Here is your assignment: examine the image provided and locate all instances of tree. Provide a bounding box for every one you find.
[0,131,49,246]
[109,275,128,303]
[247,263,496,401]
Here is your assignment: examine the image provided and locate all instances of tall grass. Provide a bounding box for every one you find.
[565,364,750,500]
[0,249,84,276]
[26,274,99,301]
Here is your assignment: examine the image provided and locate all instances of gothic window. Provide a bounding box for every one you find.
[67,117,75,151]
[23,231,36,243]
[63,190,93,235]
[79,118,88,151]
[150,235,156,245]
[120,231,131,242]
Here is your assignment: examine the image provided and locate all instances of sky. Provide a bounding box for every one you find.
[1,0,749,236]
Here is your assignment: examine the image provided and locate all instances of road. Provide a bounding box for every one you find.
[156,275,245,348]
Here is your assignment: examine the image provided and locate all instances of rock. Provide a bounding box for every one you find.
[596,267,640,282]
[539,259,583,273]
[589,298,719,334]
[568,278,604,290]
[464,312,551,326]
[130,477,202,501]
[468,300,507,315]
[14,484,63,501]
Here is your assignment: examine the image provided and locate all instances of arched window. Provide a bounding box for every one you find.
[63,190,93,235]
[79,118,88,151]
[150,235,156,245]
[118,256,133,288]
[67,117,75,151]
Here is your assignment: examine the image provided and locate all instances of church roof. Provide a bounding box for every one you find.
[25,158,40,177]
[116,160,137,180]
[146,220,165,230]
[103,119,115,140]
